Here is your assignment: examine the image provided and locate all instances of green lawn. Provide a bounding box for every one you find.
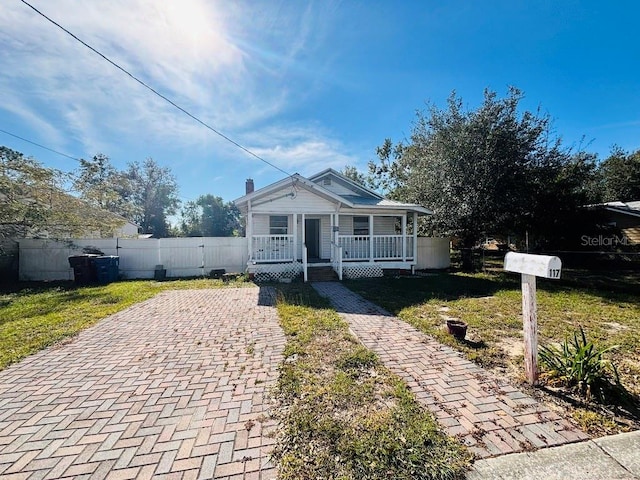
[272,283,470,479]
[346,273,640,433]
[0,279,472,478]
[0,278,249,370]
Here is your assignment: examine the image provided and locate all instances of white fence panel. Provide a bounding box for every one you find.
[117,238,159,279]
[202,237,247,275]
[19,237,248,281]
[19,238,118,281]
[416,237,450,269]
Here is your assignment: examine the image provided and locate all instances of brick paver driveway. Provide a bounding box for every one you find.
[0,287,285,480]
[313,282,589,459]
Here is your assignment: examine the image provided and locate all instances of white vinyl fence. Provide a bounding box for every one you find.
[415,237,451,269]
[19,237,248,281]
[18,236,450,281]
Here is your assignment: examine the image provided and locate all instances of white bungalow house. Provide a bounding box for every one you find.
[233,169,431,281]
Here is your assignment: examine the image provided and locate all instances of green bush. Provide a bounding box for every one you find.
[539,326,623,402]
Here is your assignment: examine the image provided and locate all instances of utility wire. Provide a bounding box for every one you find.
[19,0,293,179]
[1,127,199,202]
[0,128,81,162]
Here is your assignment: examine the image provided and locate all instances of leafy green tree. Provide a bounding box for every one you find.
[73,153,135,219]
[369,88,597,261]
[179,195,240,237]
[1,146,123,238]
[125,158,180,237]
[599,147,640,202]
[341,165,376,189]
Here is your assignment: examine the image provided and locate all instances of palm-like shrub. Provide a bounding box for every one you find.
[539,326,622,402]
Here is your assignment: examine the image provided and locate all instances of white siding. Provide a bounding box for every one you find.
[339,215,354,235]
[338,215,399,235]
[373,216,398,235]
[313,176,356,197]
[252,214,293,235]
[251,187,337,214]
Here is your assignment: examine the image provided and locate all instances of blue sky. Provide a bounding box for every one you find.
[1,1,639,208]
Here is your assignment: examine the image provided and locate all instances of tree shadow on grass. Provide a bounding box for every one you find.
[344,273,519,315]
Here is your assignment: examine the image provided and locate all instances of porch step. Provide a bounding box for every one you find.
[307,266,338,282]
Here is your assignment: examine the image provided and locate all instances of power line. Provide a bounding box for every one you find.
[19,0,293,179]
[0,128,81,162]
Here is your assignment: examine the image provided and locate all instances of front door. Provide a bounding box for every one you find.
[305,219,321,259]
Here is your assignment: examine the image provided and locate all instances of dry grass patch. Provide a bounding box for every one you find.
[346,273,640,435]
[272,283,470,480]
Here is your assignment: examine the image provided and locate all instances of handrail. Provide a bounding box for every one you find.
[330,241,343,281]
[302,245,308,282]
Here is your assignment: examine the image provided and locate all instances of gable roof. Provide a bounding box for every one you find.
[587,201,640,219]
[233,170,431,214]
[308,168,382,199]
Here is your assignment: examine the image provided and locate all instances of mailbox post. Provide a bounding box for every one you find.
[504,252,562,385]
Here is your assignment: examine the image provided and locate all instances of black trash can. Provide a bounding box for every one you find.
[94,256,119,284]
[68,255,99,284]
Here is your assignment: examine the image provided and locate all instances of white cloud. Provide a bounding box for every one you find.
[0,0,362,186]
[246,123,362,175]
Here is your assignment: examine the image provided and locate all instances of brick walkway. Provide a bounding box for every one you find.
[312,282,589,459]
[0,287,285,480]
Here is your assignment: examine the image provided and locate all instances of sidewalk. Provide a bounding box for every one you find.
[312,282,588,458]
[468,430,640,479]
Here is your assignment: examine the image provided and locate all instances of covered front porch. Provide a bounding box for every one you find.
[247,212,419,281]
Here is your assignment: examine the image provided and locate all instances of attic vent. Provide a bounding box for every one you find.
[323,178,331,185]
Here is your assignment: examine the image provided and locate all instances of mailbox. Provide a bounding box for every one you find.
[504,252,561,279]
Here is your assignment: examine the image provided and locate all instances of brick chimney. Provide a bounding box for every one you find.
[245,178,254,194]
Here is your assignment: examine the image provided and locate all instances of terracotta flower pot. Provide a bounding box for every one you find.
[446,320,468,340]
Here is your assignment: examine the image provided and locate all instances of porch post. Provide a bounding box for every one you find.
[293,213,297,262]
[401,214,407,261]
[302,213,307,281]
[334,213,339,244]
[413,212,418,261]
[369,214,374,263]
[247,200,253,262]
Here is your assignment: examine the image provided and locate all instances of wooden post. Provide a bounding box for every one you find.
[504,252,562,386]
[521,273,538,385]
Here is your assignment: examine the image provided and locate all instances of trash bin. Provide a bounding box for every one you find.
[94,256,119,284]
[68,255,99,284]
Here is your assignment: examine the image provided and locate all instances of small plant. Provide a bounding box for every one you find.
[539,326,623,402]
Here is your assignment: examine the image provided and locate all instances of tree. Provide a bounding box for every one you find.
[599,147,640,202]
[73,154,135,219]
[125,158,180,237]
[1,146,123,238]
[368,88,596,261]
[179,195,240,237]
[341,165,371,188]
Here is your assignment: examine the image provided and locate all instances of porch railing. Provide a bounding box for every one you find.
[339,235,414,261]
[251,235,294,262]
[330,242,343,280]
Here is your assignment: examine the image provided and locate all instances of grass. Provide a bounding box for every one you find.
[0,277,249,370]
[272,283,471,480]
[346,272,640,433]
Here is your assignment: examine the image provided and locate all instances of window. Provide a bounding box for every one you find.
[269,215,288,235]
[353,216,369,235]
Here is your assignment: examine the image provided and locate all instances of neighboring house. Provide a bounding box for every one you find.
[587,201,640,245]
[234,169,431,281]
